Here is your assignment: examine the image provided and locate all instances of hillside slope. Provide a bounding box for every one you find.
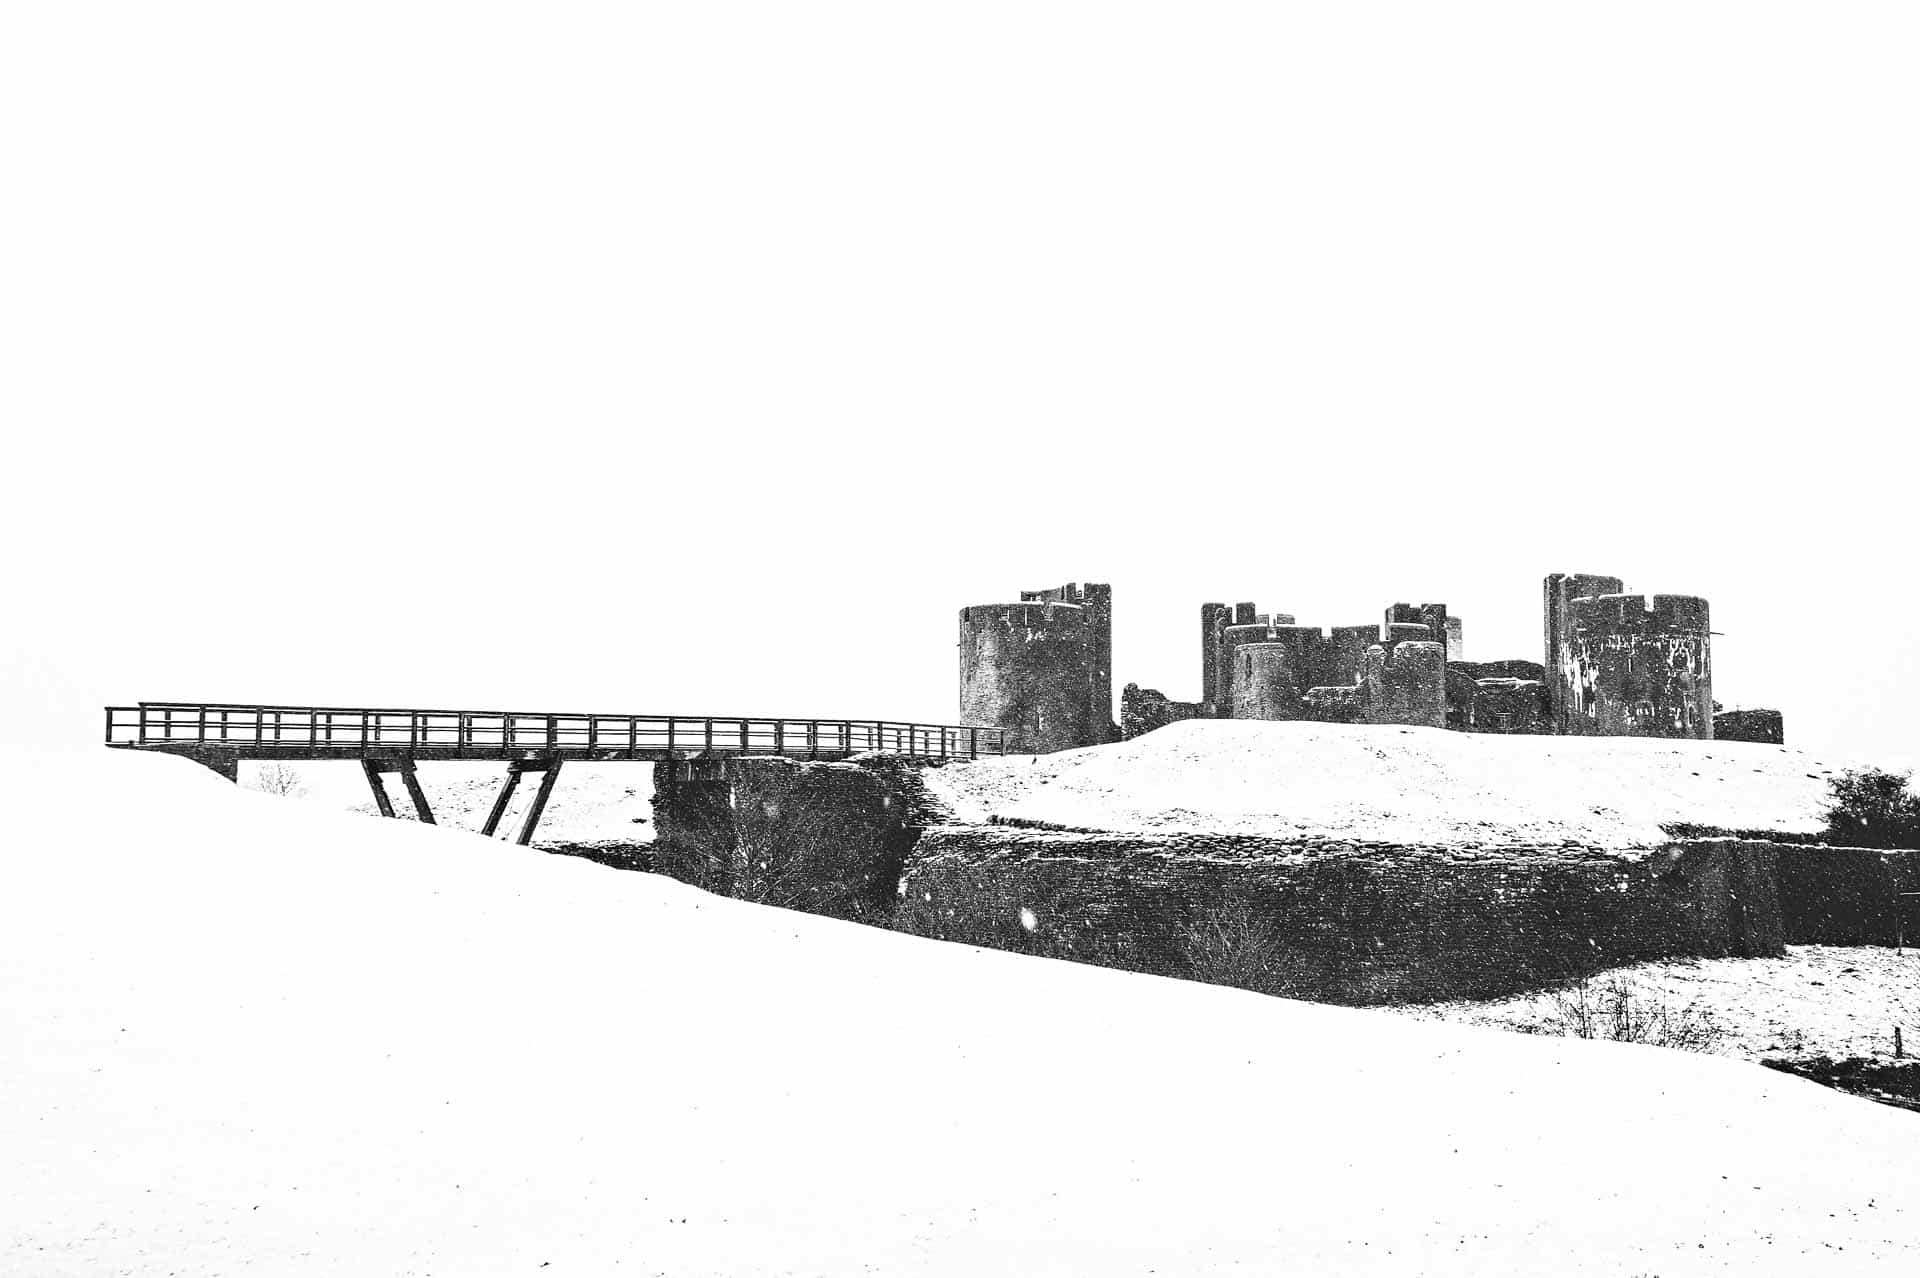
[5,749,1919,1275]
[926,720,1857,849]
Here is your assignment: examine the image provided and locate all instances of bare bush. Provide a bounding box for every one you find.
[1546,976,1725,1053]
[249,762,307,799]
[1180,897,1293,995]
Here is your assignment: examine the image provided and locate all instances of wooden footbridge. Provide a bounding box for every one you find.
[104,701,1005,845]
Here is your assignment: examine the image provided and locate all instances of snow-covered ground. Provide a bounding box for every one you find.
[1390,946,1920,1063]
[243,758,656,845]
[7,748,1920,1275]
[927,720,1864,849]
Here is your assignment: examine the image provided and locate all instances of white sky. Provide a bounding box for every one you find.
[6,3,1917,763]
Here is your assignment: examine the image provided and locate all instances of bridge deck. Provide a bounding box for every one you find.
[105,702,1006,763]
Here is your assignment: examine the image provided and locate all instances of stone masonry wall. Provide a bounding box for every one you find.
[648,760,1914,1009]
[896,829,1784,1005]
[651,757,929,925]
[1774,845,1920,944]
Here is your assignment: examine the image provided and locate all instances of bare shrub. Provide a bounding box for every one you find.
[1180,897,1299,996]
[249,762,307,799]
[734,800,835,911]
[1546,976,1725,1053]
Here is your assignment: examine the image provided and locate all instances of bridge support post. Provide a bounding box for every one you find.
[362,760,396,818]
[481,767,522,837]
[362,758,436,823]
[481,757,563,845]
[397,764,436,825]
[517,759,563,846]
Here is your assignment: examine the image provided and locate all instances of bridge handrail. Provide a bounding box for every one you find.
[103,702,1007,761]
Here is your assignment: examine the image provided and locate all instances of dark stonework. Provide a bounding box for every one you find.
[1121,683,1205,740]
[1544,572,1626,733]
[1021,582,1117,744]
[1715,708,1785,745]
[650,756,930,924]
[895,827,1787,1005]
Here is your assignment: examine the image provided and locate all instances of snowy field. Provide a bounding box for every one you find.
[5,748,1920,1274]
[245,758,657,845]
[927,720,1866,849]
[1391,946,1920,1063]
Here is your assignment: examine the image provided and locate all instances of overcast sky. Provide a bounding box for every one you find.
[7,3,1916,764]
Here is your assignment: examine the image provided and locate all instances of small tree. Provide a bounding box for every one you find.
[1824,768,1920,849]
[249,762,307,799]
[1180,897,1289,995]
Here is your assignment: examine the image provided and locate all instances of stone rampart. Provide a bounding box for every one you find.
[895,827,1784,1004]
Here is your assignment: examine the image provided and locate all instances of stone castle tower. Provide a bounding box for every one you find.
[1544,573,1712,739]
[958,582,1116,753]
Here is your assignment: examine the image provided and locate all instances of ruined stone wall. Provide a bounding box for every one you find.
[1121,684,1205,740]
[1774,845,1920,944]
[1302,685,1361,723]
[958,599,1094,753]
[1715,708,1785,745]
[896,829,1785,1004]
[649,759,1917,1006]
[650,757,926,924]
[1362,639,1447,728]
[1468,678,1551,734]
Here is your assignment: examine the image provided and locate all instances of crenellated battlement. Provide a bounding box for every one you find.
[960,600,1087,631]
[970,571,1766,749]
[1569,593,1711,633]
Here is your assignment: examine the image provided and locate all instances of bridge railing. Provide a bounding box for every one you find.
[104,702,1007,761]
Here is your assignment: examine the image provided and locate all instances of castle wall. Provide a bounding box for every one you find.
[896,829,1784,1005]
[650,757,924,924]
[1362,639,1447,728]
[959,600,1094,753]
[1121,684,1205,739]
[1302,684,1361,723]
[1716,708,1785,745]
[1469,678,1551,734]
[1324,625,1379,689]
[1565,593,1713,739]
[1774,845,1920,944]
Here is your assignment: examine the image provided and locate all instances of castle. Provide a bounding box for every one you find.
[959,574,1784,753]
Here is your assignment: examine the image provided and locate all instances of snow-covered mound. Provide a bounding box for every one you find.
[6,749,1919,1275]
[927,720,1858,849]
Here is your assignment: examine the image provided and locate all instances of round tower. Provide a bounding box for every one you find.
[958,601,1094,753]
[1564,593,1712,738]
[1232,642,1311,720]
[1216,622,1320,714]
